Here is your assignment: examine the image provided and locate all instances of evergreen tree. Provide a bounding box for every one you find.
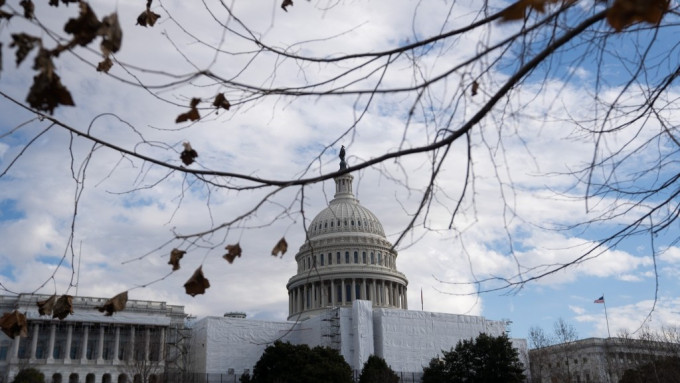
[12,369,45,383]
[249,340,352,383]
[422,333,525,383]
[359,355,399,383]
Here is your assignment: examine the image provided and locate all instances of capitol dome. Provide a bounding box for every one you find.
[286,155,408,320]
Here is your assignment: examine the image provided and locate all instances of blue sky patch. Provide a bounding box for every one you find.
[0,199,25,221]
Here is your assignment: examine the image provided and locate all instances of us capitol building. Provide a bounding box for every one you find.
[0,152,524,382]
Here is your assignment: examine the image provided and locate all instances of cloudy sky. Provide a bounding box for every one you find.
[1,0,679,344]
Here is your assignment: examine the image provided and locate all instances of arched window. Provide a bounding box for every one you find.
[118,374,128,383]
[362,252,366,264]
[320,254,325,266]
[337,252,341,264]
[102,374,112,383]
[328,253,333,265]
[354,251,358,263]
[69,373,79,383]
[345,252,350,264]
[371,252,375,264]
[377,252,382,265]
[53,373,63,383]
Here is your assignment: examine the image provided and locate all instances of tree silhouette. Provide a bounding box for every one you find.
[0,0,678,311]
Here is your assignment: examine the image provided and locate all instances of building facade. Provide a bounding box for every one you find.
[529,337,680,383]
[0,294,186,383]
[188,156,526,380]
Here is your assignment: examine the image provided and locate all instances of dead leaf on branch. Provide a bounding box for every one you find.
[37,294,57,316]
[99,13,122,56]
[52,295,74,320]
[223,243,242,264]
[97,57,113,73]
[213,93,230,111]
[471,80,479,96]
[0,310,28,339]
[137,0,160,27]
[26,51,75,114]
[10,33,41,67]
[97,291,128,316]
[169,248,185,271]
[271,237,288,257]
[500,0,571,22]
[281,0,293,12]
[184,266,210,297]
[176,98,201,123]
[19,0,34,19]
[606,0,669,31]
[180,141,198,166]
[64,2,102,47]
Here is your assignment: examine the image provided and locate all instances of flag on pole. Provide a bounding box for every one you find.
[594,296,605,304]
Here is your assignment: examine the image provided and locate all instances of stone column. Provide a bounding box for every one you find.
[128,326,135,362]
[47,323,56,362]
[321,282,327,307]
[64,324,72,363]
[29,323,39,360]
[351,279,356,301]
[96,326,104,362]
[80,325,89,362]
[330,280,336,307]
[404,286,408,309]
[144,327,151,361]
[303,284,308,310]
[158,327,166,361]
[113,326,120,362]
[10,333,20,361]
[372,280,377,305]
[340,279,345,304]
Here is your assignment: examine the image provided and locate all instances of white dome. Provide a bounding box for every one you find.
[308,197,385,238]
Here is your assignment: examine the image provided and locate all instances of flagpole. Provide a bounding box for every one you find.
[602,293,611,338]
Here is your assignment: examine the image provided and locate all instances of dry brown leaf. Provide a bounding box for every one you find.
[471,80,479,97]
[176,98,201,123]
[37,294,57,316]
[9,33,41,67]
[19,0,34,19]
[137,0,161,27]
[99,13,122,56]
[271,237,288,257]
[0,310,28,339]
[97,291,128,316]
[500,0,568,22]
[606,0,669,31]
[184,266,210,297]
[53,295,74,320]
[49,0,79,7]
[213,93,231,111]
[169,248,185,271]
[180,141,198,166]
[64,2,102,47]
[97,57,113,73]
[223,243,242,264]
[26,61,75,114]
[281,0,293,12]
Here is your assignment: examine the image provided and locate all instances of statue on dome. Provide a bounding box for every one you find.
[339,145,347,170]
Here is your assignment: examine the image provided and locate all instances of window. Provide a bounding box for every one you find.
[337,284,342,303]
[345,252,350,264]
[345,284,351,302]
[362,252,366,263]
[331,221,334,227]
[351,220,354,226]
[320,254,324,266]
[371,252,375,264]
[328,253,332,265]
[355,284,361,299]
[354,251,358,263]
[0,344,7,361]
[337,252,341,264]
[324,222,327,228]
[378,252,382,265]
